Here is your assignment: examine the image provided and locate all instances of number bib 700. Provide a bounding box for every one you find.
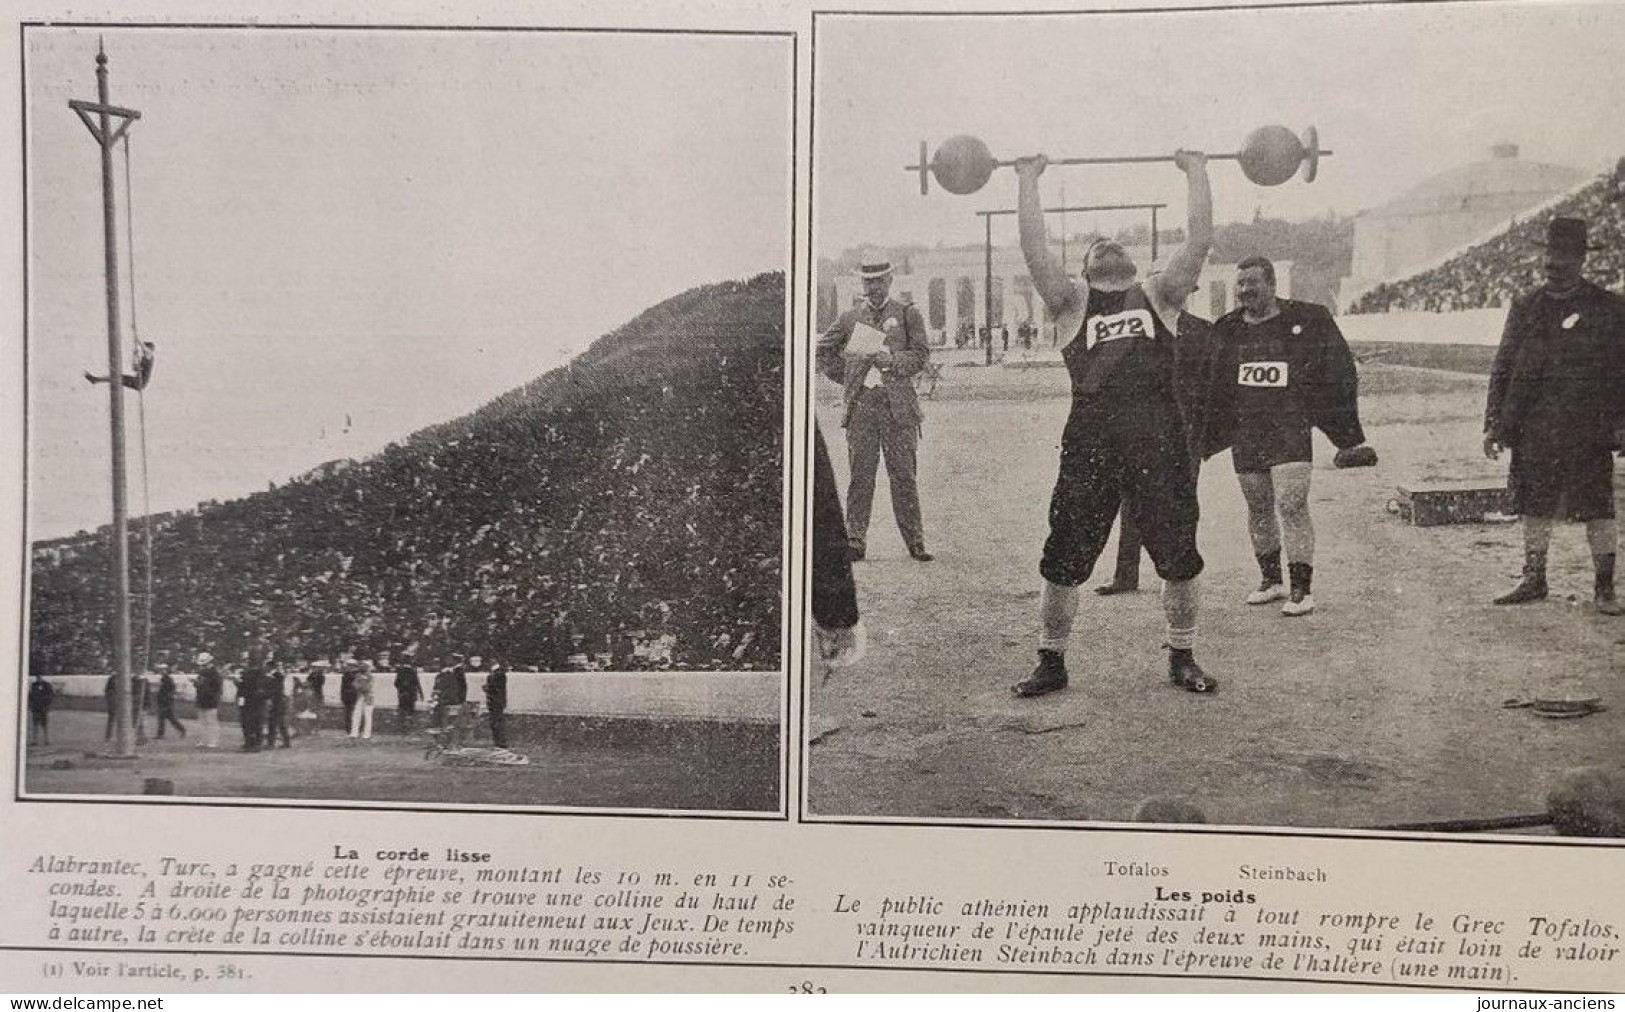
[1238,361,1289,388]
[1085,309,1154,349]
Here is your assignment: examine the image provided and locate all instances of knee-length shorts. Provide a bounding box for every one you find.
[1041,419,1204,586]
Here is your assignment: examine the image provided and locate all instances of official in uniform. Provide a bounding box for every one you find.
[817,262,934,562]
[1484,217,1625,615]
[1203,256,1371,616]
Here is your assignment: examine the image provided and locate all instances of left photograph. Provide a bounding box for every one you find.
[20,26,792,814]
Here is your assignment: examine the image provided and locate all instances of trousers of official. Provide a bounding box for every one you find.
[845,387,924,551]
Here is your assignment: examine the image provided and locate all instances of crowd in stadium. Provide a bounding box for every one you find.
[1349,164,1625,313]
[29,275,784,677]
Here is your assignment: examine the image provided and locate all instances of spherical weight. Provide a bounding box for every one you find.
[1236,124,1306,187]
[931,135,997,196]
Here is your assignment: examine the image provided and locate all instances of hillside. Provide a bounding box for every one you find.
[30,272,785,674]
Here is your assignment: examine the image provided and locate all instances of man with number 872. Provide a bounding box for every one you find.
[1011,148,1217,698]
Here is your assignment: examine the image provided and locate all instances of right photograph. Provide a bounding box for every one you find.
[805,1,1625,833]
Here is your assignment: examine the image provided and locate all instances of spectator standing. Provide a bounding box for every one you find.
[264,656,292,749]
[431,655,469,745]
[349,660,376,739]
[305,663,327,711]
[27,672,55,746]
[484,659,509,748]
[153,664,187,739]
[394,658,423,733]
[815,260,934,563]
[235,652,268,752]
[339,660,360,735]
[192,652,223,749]
[1484,216,1625,615]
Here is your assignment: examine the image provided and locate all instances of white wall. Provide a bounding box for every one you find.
[42,670,781,724]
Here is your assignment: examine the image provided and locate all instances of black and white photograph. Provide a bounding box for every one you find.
[20,25,793,814]
[806,1,1625,834]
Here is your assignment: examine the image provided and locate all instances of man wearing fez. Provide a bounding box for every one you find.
[817,261,934,562]
[1484,216,1625,615]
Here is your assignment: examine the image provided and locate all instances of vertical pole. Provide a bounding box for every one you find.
[983,214,993,367]
[1151,206,1160,264]
[97,44,134,758]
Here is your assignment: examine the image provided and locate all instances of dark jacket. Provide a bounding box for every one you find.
[28,678,54,713]
[1485,281,1625,449]
[394,665,422,702]
[1202,299,1364,459]
[157,673,178,709]
[237,666,268,705]
[194,666,223,710]
[483,666,508,712]
[434,665,468,706]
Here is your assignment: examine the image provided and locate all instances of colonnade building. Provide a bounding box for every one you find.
[822,240,1290,347]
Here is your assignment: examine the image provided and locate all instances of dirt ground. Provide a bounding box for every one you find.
[808,361,1624,831]
[22,709,779,813]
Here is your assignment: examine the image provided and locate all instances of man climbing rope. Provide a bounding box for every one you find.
[84,340,155,391]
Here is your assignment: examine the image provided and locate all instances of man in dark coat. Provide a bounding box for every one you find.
[27,672,55,746]
[192,652,223,749]
[234,651,268,752]
[263,656,292,749]
[154,665,187,739]
[483,660,509,748]
[339,660,361,734]
[394,658,423,733]
[431,655,470,744]
[1484,217,1625,615]
[1204,257,1373,617]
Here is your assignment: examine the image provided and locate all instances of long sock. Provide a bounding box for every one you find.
[1524,516,1554,555]
[1163,578,1198,650]
[1288,562,1313,596]
[1038,581,1079,654]
[1257,550,1282,586]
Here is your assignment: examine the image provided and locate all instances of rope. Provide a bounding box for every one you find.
[122,132,154,674]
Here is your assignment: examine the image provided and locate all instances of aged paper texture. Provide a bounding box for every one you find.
[3,0,1623,996]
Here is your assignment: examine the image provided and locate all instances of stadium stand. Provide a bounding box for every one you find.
[30,273,785,676]
[1350,164,1625,314]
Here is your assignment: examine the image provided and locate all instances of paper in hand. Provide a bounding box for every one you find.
[844,322,888,358]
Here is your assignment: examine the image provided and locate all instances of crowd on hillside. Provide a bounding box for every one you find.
[1350,165,1625,313]
[29,276,785,676]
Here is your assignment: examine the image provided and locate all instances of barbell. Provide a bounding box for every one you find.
[906,124,1330,196]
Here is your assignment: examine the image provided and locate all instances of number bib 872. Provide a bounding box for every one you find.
[1085,309,1154,349]
[1238,361,1289,388]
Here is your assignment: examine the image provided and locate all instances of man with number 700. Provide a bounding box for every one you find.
[1202,256,1373,618]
